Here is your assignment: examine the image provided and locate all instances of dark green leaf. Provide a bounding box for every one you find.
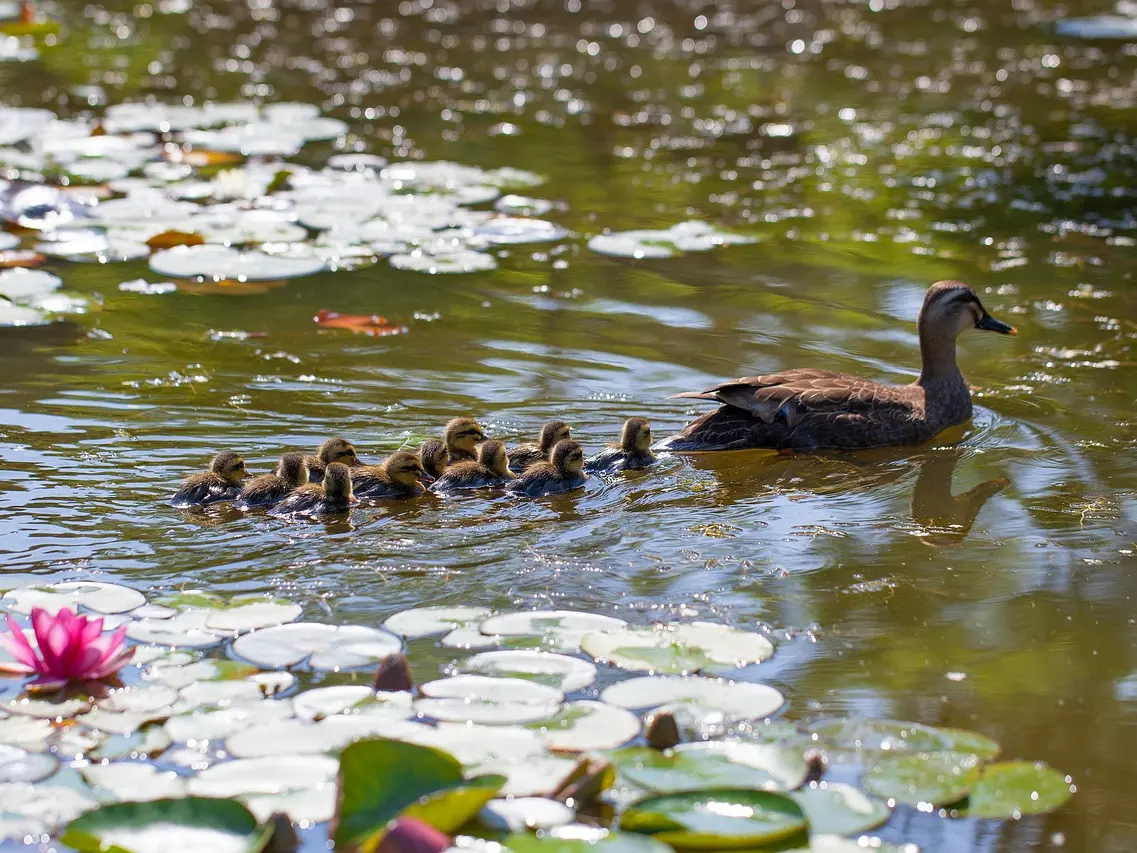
[620,789,806,849]
[961,761,1074,819]
[789,782,891,835]
[861,751,980,808]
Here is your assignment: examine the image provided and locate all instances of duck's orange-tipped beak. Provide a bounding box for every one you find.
[977,313,1017,335]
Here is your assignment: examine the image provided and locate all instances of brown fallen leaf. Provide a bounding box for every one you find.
[0,250,45,269]
[163,144,244,168]
[314,309,408,337]
[175,278,287,296]
[146,230,204,251]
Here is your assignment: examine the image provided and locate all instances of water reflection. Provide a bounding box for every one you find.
[909,449,1010,548]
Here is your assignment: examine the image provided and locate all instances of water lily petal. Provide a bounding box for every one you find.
[0,615,39,669]
[0,661,36,675]
[30,609,63,674]
[26,676,69,693]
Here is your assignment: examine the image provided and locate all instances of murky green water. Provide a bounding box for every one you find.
[2,0,1136,850]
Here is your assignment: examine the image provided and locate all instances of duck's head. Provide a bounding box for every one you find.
[444,418,486,455]
[620,417,653,452]
[538,420,572,452]
[550,439,585,476]
[323,462,354,502]
[477,439,514,478]
[275,452,310,487]
[212,452,250,484]
[317,437,360,466]
[384,451,427,487]
[921,281,1017,340]
[418,439,450,480]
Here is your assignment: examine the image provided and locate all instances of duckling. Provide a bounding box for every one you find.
[234,452,310,510]
[506,439,588,497]
[431,440,516,493]
[507,420,572,474]
[351,451,427,499]
[418,438,450,482]
[443,417,487,463]
[584,417,656,474]
[305,437,361,483]
[271,462,356,516]
[170,452,250,507]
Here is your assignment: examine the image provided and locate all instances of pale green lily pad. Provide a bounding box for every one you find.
[862,751,981,808]
[0,782,97,832]
[163,699,295,743]
[1,581,146,615]
[3,697,92,719]
[81,762,187,802]
[243,786,337,823]
[480,611,627,652]
[529,700,641,752]
[0,744,57,783]
[292,685,409,722]
[961,761,1074,819]
[789,782,891,835]
[383,605,492,639]
[479,797,575,832]
[188,754,339,798]
[125,609,225,649]
[145,659,261,689]
[62,797,269,853]
[805,718,1000,759]
[203,599,303,633]
[472,753,580,797]
[620,788,806,849]
[0,716,54,750]
[417,675,564,725]
[582,622,773,675]
[612,742,808,794]
[461,650,597,692]
[172,678,272,713]
[782,837,913,853]
[501,827,673,853]
[98,686,179,715]
[232,622,401,670]
[88,726,172,761]
[441,627,503,650]
[224,715,422,759]
[398,721,544,766]
[600,676,784,719]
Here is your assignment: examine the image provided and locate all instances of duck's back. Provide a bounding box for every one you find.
[432,461,506,492]
[171,473,238,507]
[507,463,586,497]
[507,445,543,474]
[235,474,291,509]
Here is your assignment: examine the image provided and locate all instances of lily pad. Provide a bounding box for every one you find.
[480,611,627,652]
[0,744,57,783]
[389,249,496,274]
[231,622,401,670]
[789,782,891,835]
[164,699,295,743]
[961,761,1074,819]
[473,218,567,244]
[600,676,784,719]
[0,267,60,300]
[125,609,224,649]
[293,686,395,721]
[62,797,269,853]
[244,786,337,824]
[620,789,806,849]
[0,782,97,832]
[460,651,597,692]
[804,718,1000,759]
[81,763,187,802]
[224,715,420,759]
[416,675,563,725]
[3,696,92,719]
[203,599,303,634]
[861,751,981,808]
[471,753,581,798]
[150,244,326,281]
[188,755,338,798]
[398,722,544,766]
[0,716,55,750]
[1,581,146,615]
[479,797,575,832]
[581,622,773,674]
[383,605,492,639]
[529,701,641,752]
[501,828,673,853]
[588,222,756,259]
[334,738,506,851]
[612,742,808,794]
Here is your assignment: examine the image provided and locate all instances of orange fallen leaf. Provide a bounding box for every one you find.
[163,145,244,167]
[146,230,204,251]
[314,309,408,337]
[0,250,45,268]
[175,278,287,296]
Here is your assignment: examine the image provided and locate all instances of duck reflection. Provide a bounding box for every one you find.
[908,449,1009,547]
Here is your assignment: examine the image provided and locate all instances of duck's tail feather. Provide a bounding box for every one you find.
[670,391,721,402]
[656,405,792,452]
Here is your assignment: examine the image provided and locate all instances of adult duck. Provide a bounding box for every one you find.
[660,281,1016,452]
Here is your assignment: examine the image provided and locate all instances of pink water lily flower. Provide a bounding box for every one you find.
[0,607,135,691]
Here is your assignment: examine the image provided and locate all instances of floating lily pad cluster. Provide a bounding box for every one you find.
[0,588,1074,851]
[0,101,757,324]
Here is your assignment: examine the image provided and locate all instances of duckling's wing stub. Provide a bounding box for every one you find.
[506,445,542,474]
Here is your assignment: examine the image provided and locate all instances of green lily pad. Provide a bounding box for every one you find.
[333,738,506,852]
[861,751,981,808]
[961,761,1074,819]
[61,798,271,853]
[789,782,891,835]
[582,623,773,675]
[620,789,806,849]
[805,718,999,759]
[610,743,807,794]
[782,837,911,852]
[503,827,673,853]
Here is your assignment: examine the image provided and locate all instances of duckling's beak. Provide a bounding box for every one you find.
[419,470,436,484]
[976,313,1017,335]
[242,468,253,479]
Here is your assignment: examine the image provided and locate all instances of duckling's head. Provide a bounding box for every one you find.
[323,462,354,502]
[621,417,653,452]
[276,452,310,487]
[477,440,513,477]
[538,420,572,452]
[317,437,360,466]
[212,452,250,484]
[921,281,1017,341]
[384,451,426,487]
[550,439,585,475]
[444,418,486,455]
[419,439,450,478]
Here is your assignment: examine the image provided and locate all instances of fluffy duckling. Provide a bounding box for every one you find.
[431,440,516,493]
[419,438,450,482]
[171,452,250,507]
[305,437,361,483]
[235,452,310,510]
[351,451,427,499]
[507,420,572,474]
[585,418,656,474]
[443,417,487,463]
[271,462,355,516]
[506,439,588,497]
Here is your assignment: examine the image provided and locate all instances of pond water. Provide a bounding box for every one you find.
[1,0,1135,850]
